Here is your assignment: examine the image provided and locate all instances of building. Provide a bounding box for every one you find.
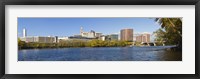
[80,27,96,38]
[136,35,143,42]
[19,28,57,43]
[133,33,140,41]
[120,28,133,41]
[67,26,102,41]
[38,36,55,43]
[20,36,56,43]
[23,28,27,37]
[68,36,97,41]
[58,37,69,41]
[95,32,102,38]
[81,30,95,38]
[99,35,106,41]
[107,34,118,41]
[135,33,151,43]
[54,36,58,43]
[143,33,150,42]
[58,36,69,42]
[98,34,118,41]
[80,27,102,38]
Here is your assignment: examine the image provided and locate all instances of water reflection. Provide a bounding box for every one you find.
[18,46,182,61]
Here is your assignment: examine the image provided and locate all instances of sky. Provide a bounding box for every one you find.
[18,18,161,37]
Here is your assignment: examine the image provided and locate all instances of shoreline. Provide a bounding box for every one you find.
[18,46,128,50]
[18,45,179,50]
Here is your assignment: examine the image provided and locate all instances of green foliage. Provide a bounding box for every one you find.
[154,18,182,47]
[18,39,132,49]
[18,38,26,49]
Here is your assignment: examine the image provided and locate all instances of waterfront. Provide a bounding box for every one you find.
[18,46,182,61]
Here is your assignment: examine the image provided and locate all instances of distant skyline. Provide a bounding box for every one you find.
[18,18,161,37]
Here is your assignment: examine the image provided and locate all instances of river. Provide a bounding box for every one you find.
[18,46,182,61]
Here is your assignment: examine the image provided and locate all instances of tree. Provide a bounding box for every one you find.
[154,18,182,49]
[18,38,26,49]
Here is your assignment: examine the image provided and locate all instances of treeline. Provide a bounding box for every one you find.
[18,39,133,49]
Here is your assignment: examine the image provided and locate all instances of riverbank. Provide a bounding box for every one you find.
[18,45,130,50]
[18,40,133,49]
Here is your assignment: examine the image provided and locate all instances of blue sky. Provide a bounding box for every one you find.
[18,18,161,37]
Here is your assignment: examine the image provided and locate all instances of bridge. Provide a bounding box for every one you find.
[141,42,165,46]
[141,42,156,46]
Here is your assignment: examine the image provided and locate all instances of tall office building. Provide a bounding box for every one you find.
[136,35,143,42]
[23,28,27,37]
[120,28,133,41]
[135,33,151,43]
[143,33,150,43]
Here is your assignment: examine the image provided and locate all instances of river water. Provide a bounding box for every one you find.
[18,46,182,61]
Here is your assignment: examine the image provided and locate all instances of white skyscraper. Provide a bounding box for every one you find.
[23,28,27,37]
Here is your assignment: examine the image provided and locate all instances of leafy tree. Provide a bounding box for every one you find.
[18,38,26,49]
[154,18,182,49]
